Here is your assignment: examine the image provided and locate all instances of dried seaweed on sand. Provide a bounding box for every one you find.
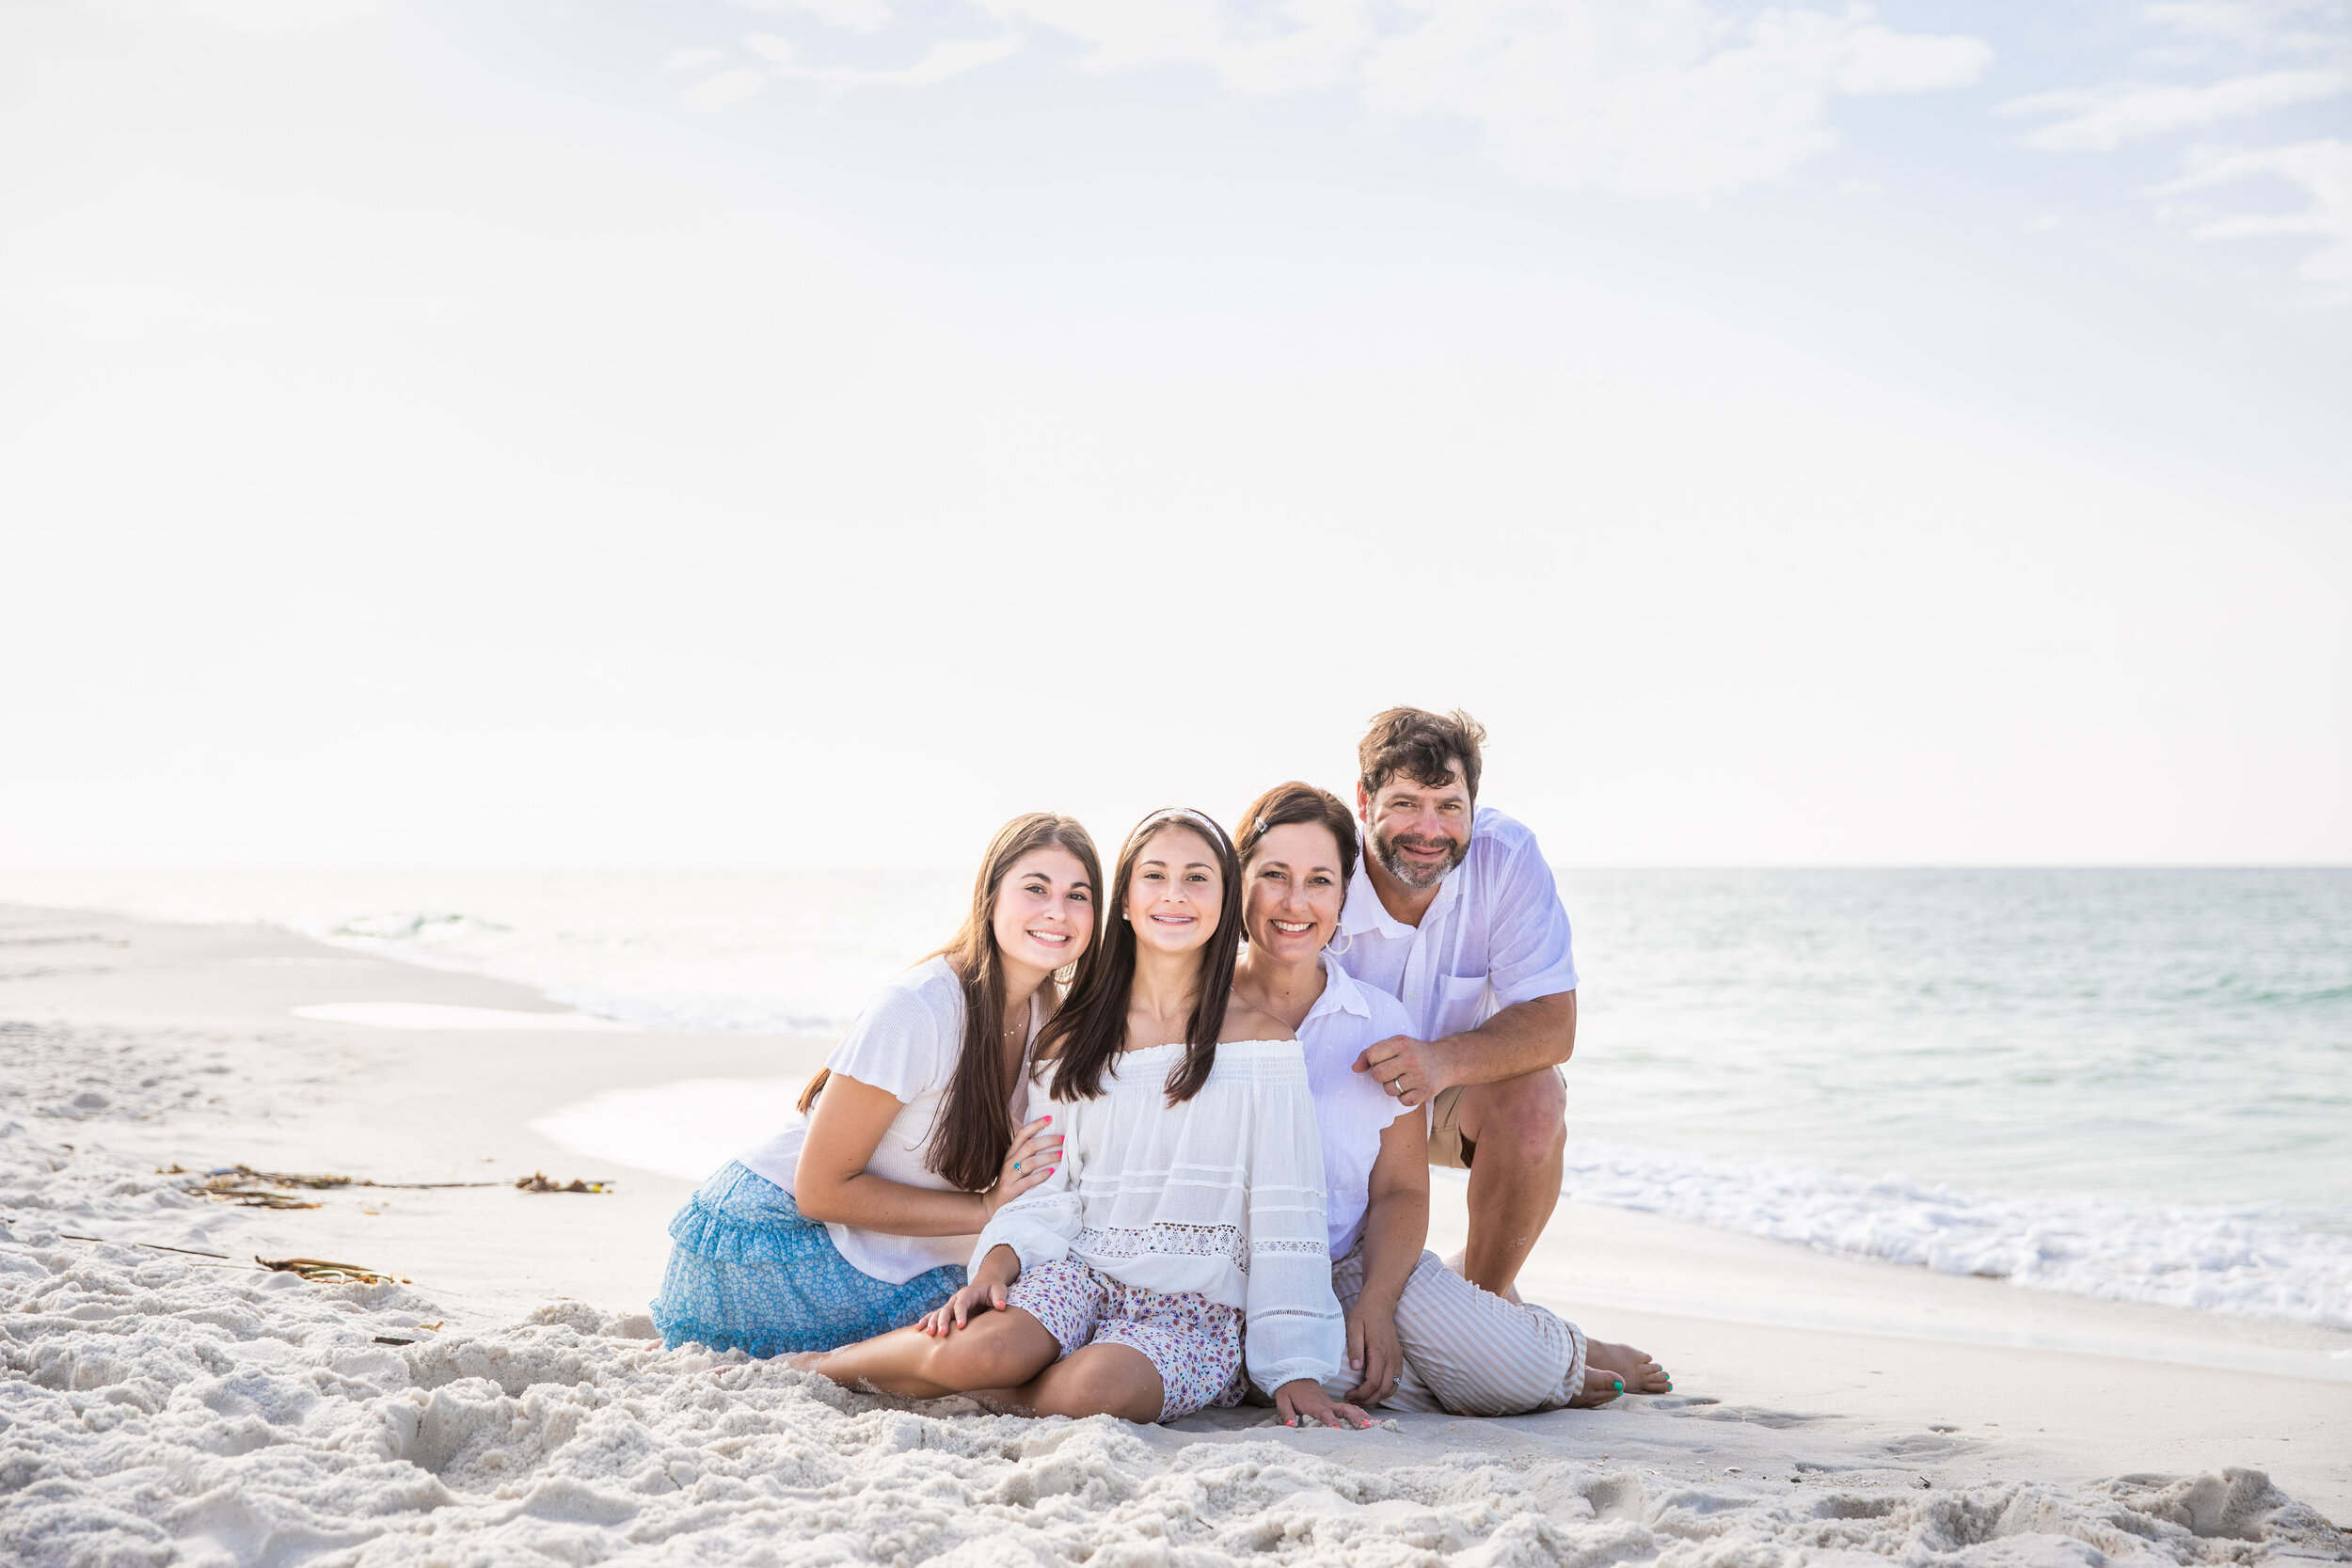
[203,1184,324,1209]
[254,1255,410,1284]
[514,1172,613,1193]
[161,1161,504,1206]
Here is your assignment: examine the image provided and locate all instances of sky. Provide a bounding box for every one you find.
[2,0,2347,869]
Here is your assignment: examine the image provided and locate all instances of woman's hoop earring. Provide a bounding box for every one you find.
[1327,928,1353,958]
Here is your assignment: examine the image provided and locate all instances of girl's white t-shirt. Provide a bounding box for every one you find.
[737,956,1034,1285]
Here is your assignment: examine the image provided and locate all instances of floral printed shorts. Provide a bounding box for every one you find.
[1005,1257,1245,1423]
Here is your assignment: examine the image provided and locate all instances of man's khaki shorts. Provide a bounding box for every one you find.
[1425,1069,1566,1170]
[1426,1085,1475,1170]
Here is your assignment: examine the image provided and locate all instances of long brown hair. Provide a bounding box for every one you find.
[1039,807,1241,1106]
[798,812,1104,1192]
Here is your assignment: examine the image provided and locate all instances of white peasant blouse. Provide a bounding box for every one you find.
[969,1038,1349,1398]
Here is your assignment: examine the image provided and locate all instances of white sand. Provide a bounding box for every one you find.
[3,902,2347,1566]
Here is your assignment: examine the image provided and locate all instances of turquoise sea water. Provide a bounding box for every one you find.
[1562,868,2352,1226]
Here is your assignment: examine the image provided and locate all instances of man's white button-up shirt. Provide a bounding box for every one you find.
[1331,806,1579,1043]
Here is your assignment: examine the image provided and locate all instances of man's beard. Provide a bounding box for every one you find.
[1373,827,1469,890]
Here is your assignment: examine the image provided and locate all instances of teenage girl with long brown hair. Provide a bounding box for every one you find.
[651,813,1101,1356]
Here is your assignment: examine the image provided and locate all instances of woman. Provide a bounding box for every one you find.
[792,808,1373,1430]
[650,812,1099,1357]
[1229,782,1671,1413]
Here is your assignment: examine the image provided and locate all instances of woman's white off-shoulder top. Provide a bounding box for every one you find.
[970,1038,1348,1397]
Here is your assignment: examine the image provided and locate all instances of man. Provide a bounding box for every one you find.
[1339,707,1578,1301]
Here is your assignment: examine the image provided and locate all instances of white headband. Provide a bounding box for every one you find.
[1138,806,1231,849]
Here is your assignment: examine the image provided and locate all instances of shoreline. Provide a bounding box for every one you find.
[4,898,2346,1562]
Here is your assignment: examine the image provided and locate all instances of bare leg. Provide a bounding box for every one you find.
[1011,1341,1165,1423]
[1451,1067,1566,1299]
[792,1308,1061,1400]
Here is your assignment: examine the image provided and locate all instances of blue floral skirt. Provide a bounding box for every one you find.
[650,1161,965,1357]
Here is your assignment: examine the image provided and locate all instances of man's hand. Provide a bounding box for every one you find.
[1352,1034,1453,1109]
[1343,1301,1404,1407]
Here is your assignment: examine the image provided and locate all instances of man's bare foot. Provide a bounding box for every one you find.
[1584,1338,1671,1394]
[1443,1249,1523,1305]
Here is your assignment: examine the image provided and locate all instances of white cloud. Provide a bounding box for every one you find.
[2159,136,2352,301]
[2142,0,2350,57]
[2004,69,2345,152]
[972,0,1375,92]
[1831,17,1993,94]
[179,0,377,33]
[972,1,1991,199]
[1839,176,1884,197]
[661,46,727,75]
[745,30,1019,87]
[684,67,768,110]
[1366,3,1989,198]
[731,0,895,33]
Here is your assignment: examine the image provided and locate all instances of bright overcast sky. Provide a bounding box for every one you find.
[3,0,2347,869]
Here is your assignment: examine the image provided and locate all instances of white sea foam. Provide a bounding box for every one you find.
[1562,1144,2352,1330]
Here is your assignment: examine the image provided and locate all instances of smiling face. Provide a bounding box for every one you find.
[1242,820,1347,964]
[1124,824,1223,957]
[1360,760,1472,890]
[989,845,1094,976]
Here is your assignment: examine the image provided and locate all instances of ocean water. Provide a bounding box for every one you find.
[6,866,2348,1327]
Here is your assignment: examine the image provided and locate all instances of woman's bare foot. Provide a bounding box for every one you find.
[1567,1363,1629,1407]
[1585,1338,1671,1394]
[780,1351,827,1375]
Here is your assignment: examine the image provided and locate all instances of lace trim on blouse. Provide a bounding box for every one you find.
[1077,1223,1246,1271]
[1073,1224,1329,1275]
